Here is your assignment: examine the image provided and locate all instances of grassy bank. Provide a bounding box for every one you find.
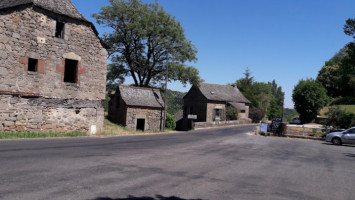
[0,132,87,140]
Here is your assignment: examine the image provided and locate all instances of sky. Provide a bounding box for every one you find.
[72,0,355,108]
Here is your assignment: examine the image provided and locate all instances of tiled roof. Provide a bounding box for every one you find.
[199,83,250,103]
[0,0,87,22]
[118,85,164,109]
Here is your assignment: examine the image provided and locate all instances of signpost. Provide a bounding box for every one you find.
[271,117,282,134]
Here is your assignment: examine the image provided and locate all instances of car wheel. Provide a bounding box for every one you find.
[332,138,342,145]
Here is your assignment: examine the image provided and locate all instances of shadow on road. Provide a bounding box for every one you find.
[92,195,204,200]
[321,143,355,148]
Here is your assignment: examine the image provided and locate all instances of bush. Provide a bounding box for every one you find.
[329,96,355,105]
[226,106,240,121]
[249,107,266,123]
[326,106,355,129]
[165,113,176,130]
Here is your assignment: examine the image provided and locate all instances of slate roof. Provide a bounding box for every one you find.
[0,0,87,22]
[118,85,164,109]
[228,102,246,111]
[198,83,250,103]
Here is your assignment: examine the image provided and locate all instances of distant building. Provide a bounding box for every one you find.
[0,0,108,133]
[182,83,250,129]
[108,85,165,131]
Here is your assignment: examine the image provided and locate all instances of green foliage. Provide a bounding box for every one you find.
[292,79,329,123]
[326,106,355,129]
[160,89,186,115]
[284,108,298,122]
[0,132,87,139]
[235,69,284,119]
[329,96,355,106]
[316,64,341,97]
[165,113,176,130]
[226,106,240,121]
[93,0,201,87]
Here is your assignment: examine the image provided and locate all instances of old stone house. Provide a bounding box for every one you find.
[108,85,165,131]
[0,0,108,133]
[182,83,250,129]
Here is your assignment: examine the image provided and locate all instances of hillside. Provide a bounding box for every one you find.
[319,105,355,117]
[161,89,186,115]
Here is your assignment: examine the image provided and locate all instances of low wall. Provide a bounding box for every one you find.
[193,119,252,129]
[0,94,104,134]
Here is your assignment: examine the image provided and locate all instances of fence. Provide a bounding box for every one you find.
[286,125,343,138]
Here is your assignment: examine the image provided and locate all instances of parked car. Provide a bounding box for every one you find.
[289,117,301,124]
[325,127,355,145]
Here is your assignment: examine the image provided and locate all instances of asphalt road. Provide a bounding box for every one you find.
[1,125,355,200]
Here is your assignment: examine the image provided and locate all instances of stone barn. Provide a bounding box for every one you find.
[108,85,165,132]
[182,83,250,129]
[0,0,108,133]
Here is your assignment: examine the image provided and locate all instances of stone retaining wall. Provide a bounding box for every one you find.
[193,119,252,129]
[0,94,104,133]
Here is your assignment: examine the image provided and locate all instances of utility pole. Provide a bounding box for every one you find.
[162,63,168,131]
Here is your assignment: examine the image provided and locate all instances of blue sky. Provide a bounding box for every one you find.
[72,0,355,108]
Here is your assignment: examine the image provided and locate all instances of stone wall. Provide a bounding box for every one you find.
[206,103,226,122]
[0,7,107,100]
[126,107,164,131]
[238,105,250,119]
[0,6,107,133]
[193,119,252,130]
[0,95,104,133]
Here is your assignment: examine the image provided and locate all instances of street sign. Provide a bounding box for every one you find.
[188,114,197,120]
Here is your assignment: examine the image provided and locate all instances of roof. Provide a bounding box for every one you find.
[198,83,250,103]
[118,85,164,109]
[228,102,246,111]
[0,0,87,22]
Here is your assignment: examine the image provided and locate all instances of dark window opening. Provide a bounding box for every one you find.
[64,59,78,83]
[55,21,65,38]
[28,58,38,72]
[136,119,145,131]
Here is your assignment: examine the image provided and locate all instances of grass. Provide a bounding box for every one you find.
[0,132,87,139]
[0,119,175,139]
[97,119,174,136]
[319,105,355,117]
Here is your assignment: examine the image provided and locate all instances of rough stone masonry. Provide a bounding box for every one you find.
[0,1,108,133]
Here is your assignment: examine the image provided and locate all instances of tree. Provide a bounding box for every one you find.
[292,79,329,123]
[316,64,341,97]
[93,0,201,87]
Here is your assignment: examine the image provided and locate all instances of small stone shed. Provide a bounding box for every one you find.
[108,85,165,131]
[0,0,108,133]
[182,83,250,129]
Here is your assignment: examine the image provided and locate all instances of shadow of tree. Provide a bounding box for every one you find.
[345,153,355,158]
[92,195,204,200]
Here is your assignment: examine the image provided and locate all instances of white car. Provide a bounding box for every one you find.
[325,127,355,145]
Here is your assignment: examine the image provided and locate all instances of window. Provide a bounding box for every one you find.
[215,109,221,120]
[64,59,78,83]
[55,21,65,38]
[28,58,38,72]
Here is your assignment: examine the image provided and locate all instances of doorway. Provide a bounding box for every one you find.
[136,119,145,131]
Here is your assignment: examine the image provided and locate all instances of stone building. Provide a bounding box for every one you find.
[182,83,250,129]
[108,85,165,132]
[0,0,108,133]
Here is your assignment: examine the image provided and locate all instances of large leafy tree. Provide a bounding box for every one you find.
[292,79,328,123]
[93,0,201,88]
